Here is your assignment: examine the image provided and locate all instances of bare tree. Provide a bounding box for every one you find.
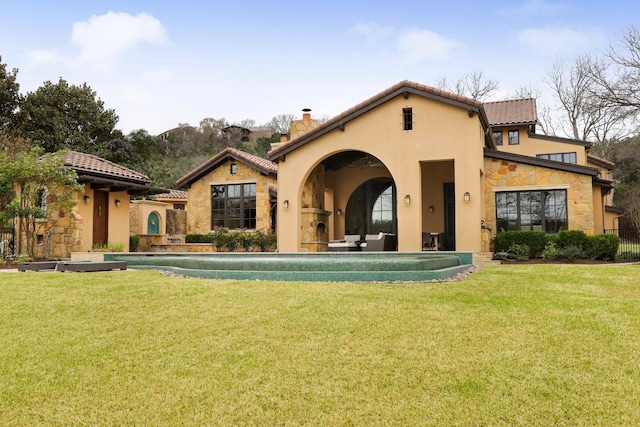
[268,113,295,134]
[435,70,499,101]
[544,55,635,151]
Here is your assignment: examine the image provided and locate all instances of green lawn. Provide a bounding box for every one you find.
[1,265,639,426]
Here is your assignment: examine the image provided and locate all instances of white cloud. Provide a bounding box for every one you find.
[350,21,394,42]
[397,29,459,64]
[70,11,166,66]
[516,26,604,56]
[25,49,65,66]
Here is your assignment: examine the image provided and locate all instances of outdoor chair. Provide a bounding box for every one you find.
[360,232,397,251]
[328,234,362,252]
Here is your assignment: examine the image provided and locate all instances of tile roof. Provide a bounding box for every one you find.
[154,189,188,199]
[64,151,150,183]
[175,147,277,188]
[269,80,488,160]
[483,98,537,126]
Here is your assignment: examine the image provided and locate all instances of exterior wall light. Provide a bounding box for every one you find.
[464,192,471,203]
[283,200,289,209]
[428,205,435,213]
[404,194,411,205]
[115,199,121,208]
[83,194,90,204]
[336,208,342,216]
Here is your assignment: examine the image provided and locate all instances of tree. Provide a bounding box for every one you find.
[19,78,119,155]
[592,25,640,111]
[268,113,295,134]
[544,55,634,150]
[435,70,499,101]
[0,56,20,132]
[0,149,82,258]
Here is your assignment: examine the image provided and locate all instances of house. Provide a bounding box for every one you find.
[14,151,165,258]
[267,80,618,253]
[175,147,278,234]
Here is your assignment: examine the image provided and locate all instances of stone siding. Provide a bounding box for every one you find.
[484,158,595,242]
[167,209,187,235]
[187,159,276,234]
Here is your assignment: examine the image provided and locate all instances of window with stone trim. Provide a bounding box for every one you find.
[496,190,567,233]
[211,183,256,229]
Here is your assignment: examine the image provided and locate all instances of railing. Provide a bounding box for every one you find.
[1,226,15,258]
[604,228,640,259]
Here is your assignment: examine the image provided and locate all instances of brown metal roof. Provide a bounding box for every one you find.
[268,80,491,160]
[64,151,150,183]
[175,147,278,188]
[484,98,537,126]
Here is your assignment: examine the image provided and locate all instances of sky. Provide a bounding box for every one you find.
[2,0,639,135]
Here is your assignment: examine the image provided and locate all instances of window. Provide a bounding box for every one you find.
[493,131,503,145]
[211,183,256,229]
[496,190,567,233]
[403,108,413,131]
[508,130,519,145]
[173,203,185,210]
[537,152,577,164]
[230,163,237,174]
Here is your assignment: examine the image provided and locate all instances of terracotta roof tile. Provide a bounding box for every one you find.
[226,147,278,174]
[484,98,537,126]
[155,189,188,199]
[64,151,150,183]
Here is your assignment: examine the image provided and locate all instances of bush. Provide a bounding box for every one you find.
[185,234,214,243]
[207,228,277,252]
[540,242,559,260]
[585,234,620,260]
[555,230,588,249]
[494,243,530,261]
[129,235,140,252]
[493,231,547,258]
[556,245,585,261]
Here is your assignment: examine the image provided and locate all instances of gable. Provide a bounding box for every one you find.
[268,80,492,162]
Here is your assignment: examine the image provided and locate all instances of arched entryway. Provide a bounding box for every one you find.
[344,178,397,237]
[147,212,161,235]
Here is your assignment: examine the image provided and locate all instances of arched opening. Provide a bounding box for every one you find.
[345,178,396,237]
[147,211,161,235]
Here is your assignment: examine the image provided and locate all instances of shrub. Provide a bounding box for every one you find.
[555,230,588,249]
[185,234,214,243]
[540,242,560,260]
[556,245,585,261]
[494,243,530,261]
[493,231,547,258]
[585,234,620,260]
[129,235,140,252]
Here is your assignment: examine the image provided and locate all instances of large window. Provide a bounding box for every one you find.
[345,178,396,236]
[211,183,256,229]
[537,152,577,164]
[496,190,567,233]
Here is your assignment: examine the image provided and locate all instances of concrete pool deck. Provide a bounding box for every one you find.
[105,251,475,282]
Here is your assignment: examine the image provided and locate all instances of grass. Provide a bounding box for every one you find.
[1,265,639,426]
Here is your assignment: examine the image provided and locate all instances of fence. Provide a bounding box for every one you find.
[1,225,15,258]
[604,228,640,259]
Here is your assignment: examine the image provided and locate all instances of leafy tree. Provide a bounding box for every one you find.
[19,78,119,155]
[0,149,82,258]
[0,55,20,132]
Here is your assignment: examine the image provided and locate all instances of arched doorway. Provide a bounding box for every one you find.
[147,212,160,235]
[344,178,396,237]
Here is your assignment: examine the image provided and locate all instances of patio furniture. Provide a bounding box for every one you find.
[361,232,397,251]
[328,234,362,252]
[422,232,442,251]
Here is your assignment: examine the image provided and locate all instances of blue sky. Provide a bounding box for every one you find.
[2,0,638,135]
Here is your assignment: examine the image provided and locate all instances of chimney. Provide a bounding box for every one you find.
[302,108,311,120]
[280,133,288,143]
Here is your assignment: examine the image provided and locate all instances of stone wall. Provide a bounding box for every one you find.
[167,209,187,235]
[187,159,276,234]
[483,157,595,241]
